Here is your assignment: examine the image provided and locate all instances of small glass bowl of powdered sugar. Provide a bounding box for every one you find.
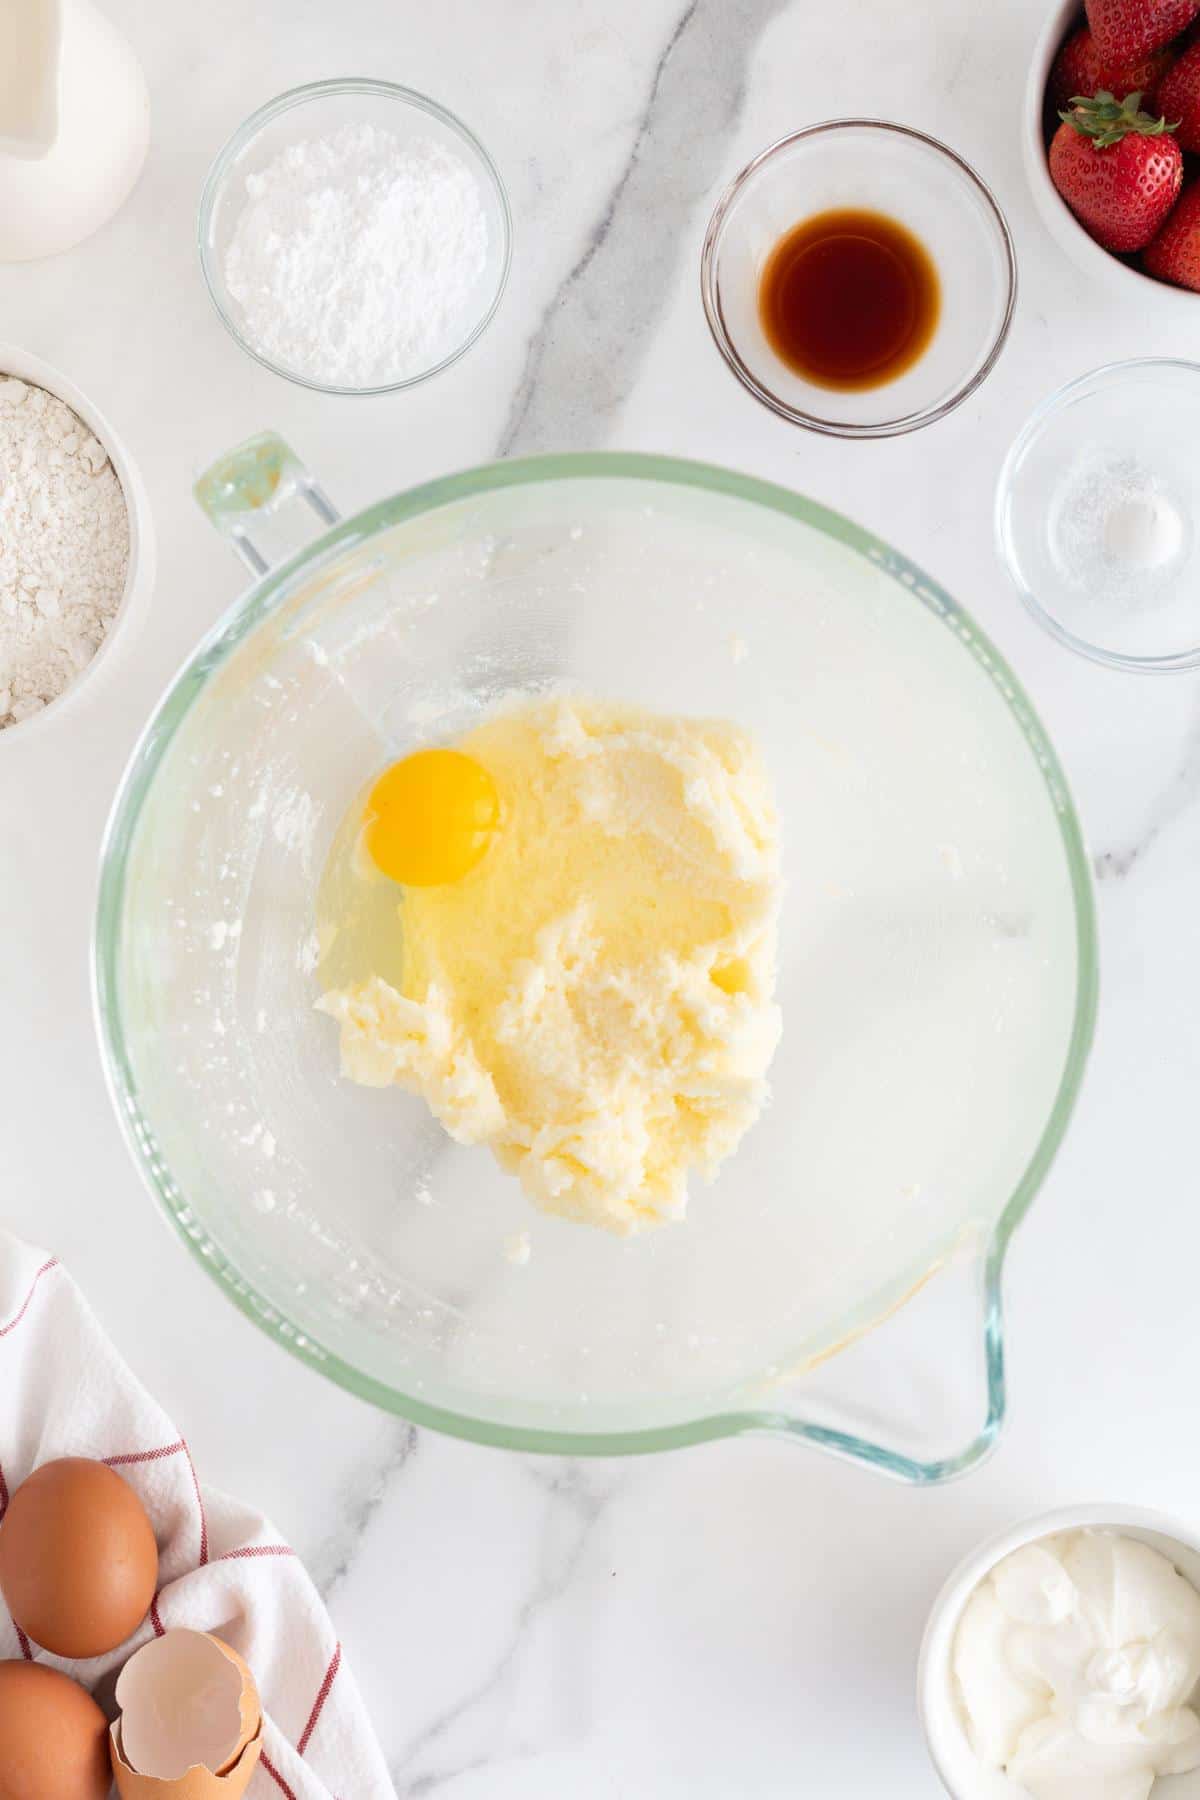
[198,79,512,395]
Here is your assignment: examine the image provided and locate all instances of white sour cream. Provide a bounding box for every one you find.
[953,1530,1200,1800]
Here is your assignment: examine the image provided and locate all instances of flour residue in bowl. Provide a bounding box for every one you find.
[315,695,783,1235]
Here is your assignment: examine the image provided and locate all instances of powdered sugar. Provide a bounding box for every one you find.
[222,123,490,389]
[0,377,130,729]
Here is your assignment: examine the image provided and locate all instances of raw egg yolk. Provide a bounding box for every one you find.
[363,749,500,886]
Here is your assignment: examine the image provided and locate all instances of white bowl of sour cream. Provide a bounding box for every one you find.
[918,1505,1200,1800]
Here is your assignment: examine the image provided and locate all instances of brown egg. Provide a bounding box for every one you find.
[0,1457,158,1658]
[0,1661,110,1800]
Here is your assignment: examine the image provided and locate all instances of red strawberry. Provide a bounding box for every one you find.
[1157,39,1200,145]
[1049,90,1183,250]
[1085,0,1200,62]
[1048,24,1175,113]
[1143,177,1200,284]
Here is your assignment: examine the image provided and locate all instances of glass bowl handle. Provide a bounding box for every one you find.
[193,431,340,576]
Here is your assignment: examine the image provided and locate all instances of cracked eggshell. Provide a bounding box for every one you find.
[110,1629,262,1800]
[110,1722,263,1800]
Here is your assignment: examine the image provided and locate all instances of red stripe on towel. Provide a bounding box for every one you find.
[260,1753,298,1799]
[183,1438,208,1565]
[298,1643,342,1755]
[105,1440,187,1467]
[101,1438,206,1563]
[219,1544,296,1562]
[0,1257,58,1336]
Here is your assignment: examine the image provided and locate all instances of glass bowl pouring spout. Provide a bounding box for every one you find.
[94,440,1098,1480]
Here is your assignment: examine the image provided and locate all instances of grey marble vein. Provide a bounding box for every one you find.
[390,1460,625,1796]
[309,1421,419,1600]
[498,0,788,455]
[519,1454,630,1517]
[1093,709,1200,883]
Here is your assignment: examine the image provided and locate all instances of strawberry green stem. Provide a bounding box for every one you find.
[1060,89,1178,148]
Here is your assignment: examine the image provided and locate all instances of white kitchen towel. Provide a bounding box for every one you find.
[0,1230,396,1800]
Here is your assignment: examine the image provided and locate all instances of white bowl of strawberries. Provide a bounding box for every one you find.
[1026,0,1200,303]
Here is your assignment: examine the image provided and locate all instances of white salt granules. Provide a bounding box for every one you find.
[1049,450,1189,606]
[223,123,490,389]
[0,377,130,729]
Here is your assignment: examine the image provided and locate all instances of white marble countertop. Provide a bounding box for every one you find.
[4,0,1200,1791]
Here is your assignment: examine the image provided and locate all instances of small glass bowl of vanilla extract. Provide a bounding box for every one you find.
[701,121,1017,438]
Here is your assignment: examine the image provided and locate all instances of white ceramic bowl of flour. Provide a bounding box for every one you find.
[198,79,512,395]
[0,342,155,745]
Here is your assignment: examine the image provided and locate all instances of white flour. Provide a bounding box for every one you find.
[0,377,130,728]
[223,124,489,389]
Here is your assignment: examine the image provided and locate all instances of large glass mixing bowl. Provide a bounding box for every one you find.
[94,442,1097,1480]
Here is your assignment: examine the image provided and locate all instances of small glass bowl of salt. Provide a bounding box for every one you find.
[198,79,512,396]
[997,359,1200,673]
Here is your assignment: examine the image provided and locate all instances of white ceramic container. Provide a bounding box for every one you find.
[0,342,155,744]
[0,0,150,262]
[1024,0,1200,318]
[919,1502,1200,1798]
